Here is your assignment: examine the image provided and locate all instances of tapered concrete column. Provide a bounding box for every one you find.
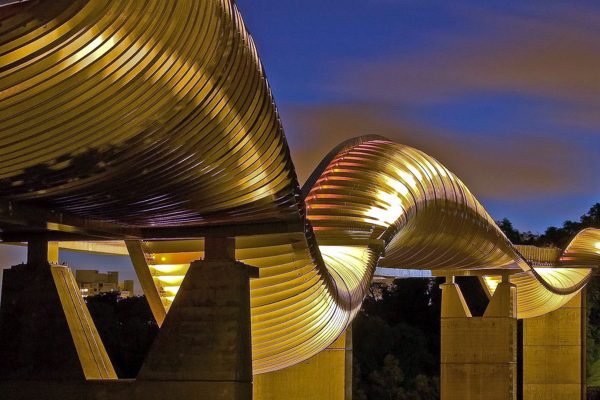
[138,237,258,400]
[441,275,517,400]
[26,239,58,266]
[0,240,114,381]
[254,328,353,400]
[522,291,585,400]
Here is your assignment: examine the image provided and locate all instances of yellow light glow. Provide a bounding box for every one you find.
[406,164,423,182]
[436,164,448,177]
[423,159,439,176]
[483,276,500,295]
[320,245,371,291]
[156,275,185,284]
[149,264,188,274]
[365,190,404,225]
[384,176,409,196]
[162,286,180,295]
[395,168,417,189]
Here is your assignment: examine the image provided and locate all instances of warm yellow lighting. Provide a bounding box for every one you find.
[383,176,409,196]
[483,276,499,295]
[149,264,189,274]
[156,275,185,284]
[320,245,372,292]
[365,190,404,226]
[162,286,180,295]
[406,163,423,182]
[395,168,417,189]
[534,267,579,289]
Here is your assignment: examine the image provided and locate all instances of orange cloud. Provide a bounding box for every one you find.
[281,7,600,201]
[326,7,600,129]
[283,103,595,200]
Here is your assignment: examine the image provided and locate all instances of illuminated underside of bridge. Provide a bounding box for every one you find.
[0,1,598,399]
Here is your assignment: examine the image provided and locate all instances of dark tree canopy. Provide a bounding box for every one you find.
[85,293,158,378]
[497,202,600,248]
[353,278,441,400]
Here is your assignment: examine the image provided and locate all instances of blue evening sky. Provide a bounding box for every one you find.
[237,0,600,232]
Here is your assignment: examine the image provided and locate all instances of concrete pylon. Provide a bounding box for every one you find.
[441,275,517,400]
[254,328,353,400]
[522,290,586,400]
[138,237,258,400]
[0,240,115,381]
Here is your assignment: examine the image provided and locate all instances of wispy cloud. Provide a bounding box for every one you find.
[281,5,600,201]
[327,6,600,130]
[283,103,595,199]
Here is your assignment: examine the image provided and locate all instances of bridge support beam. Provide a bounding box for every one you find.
[26,239,58,265]
[441,275,517,400]
[254,328,353,400]
[522,291,586,400]
[0,240,115,382]
[137,237,258,400]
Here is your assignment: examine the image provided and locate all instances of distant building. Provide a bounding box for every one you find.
[74,269,134,298]
[120,279,135,298]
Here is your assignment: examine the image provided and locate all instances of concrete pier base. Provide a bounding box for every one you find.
[522,291,586,400]
[441,276,517,400]
[0,240,115,381]
[254,328,353,400]
[138,237,258,400]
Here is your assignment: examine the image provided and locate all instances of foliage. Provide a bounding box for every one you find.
[85,293,158,378]
[496,218,523,244]
[353,278,441,400]
[496,202,600,248]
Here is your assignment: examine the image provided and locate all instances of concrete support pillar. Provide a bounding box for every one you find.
[26,239,58,265]
[522,291,586,400]
[254,328,353,400]
[0,260,115,380]
[138,237,258,400]
[345,327,353,400]
[441,275,517,400]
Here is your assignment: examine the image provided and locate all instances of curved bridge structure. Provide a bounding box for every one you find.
[0,0,599,395]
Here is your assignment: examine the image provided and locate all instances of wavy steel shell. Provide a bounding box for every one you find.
[0,0,301,227]
[1,0,599,374]
[304,138,594,321]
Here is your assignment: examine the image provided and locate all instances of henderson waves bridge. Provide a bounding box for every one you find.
[0,1,598,400]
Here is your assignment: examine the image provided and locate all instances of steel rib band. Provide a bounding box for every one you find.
[0,0,300,226]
